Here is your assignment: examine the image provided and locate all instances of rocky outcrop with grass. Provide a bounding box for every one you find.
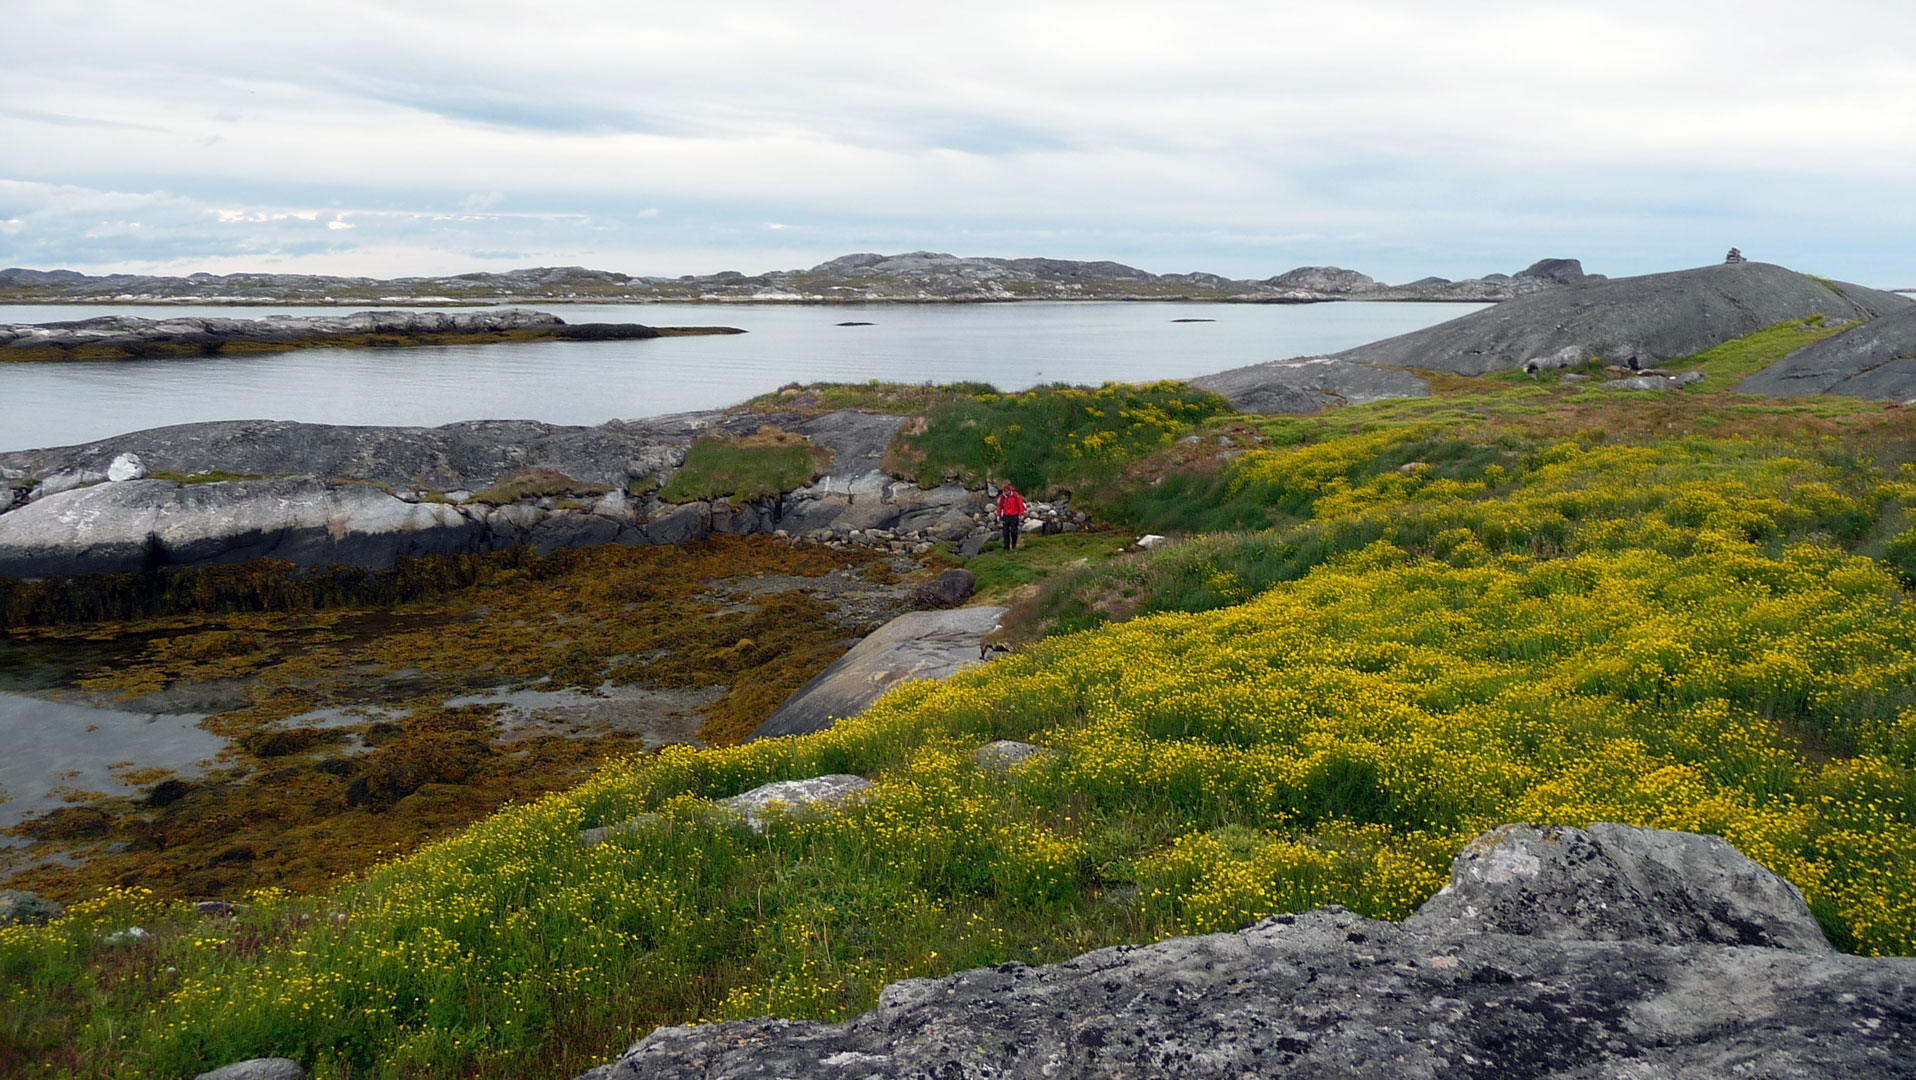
[0,410,995,578]
[1189,261,1912,413]
[1332,261,1910,376]
[0,309,736,362]
[581,822,1916,1080]
[1736,305,1916,400]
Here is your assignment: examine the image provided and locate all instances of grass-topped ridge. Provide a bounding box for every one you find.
[658,426,834,504]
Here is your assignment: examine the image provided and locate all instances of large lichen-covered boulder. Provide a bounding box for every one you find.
[1737,305,1916,400]
[578,823,1915,1080]
[1402,822,1832,950]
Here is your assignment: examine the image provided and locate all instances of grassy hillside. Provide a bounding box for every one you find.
[7,324,1916,1078]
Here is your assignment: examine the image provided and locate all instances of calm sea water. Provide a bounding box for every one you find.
[0,301,1484,452]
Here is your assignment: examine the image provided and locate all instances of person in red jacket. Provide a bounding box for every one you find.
[995,482,1026,552]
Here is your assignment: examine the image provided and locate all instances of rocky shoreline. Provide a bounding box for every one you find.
[0,253,1593,306]
[0,410,1084,580]
[0,309,741,362]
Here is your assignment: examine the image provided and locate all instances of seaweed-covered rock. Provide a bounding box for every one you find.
[578,823,1916,1080]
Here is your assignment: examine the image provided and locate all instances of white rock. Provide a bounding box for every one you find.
[716,774,873,833]
[106,453,148,482]
[1137,534,1171,550]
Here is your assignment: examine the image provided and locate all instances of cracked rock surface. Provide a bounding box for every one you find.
[1737,305,1916,401]
[578,823,1916,1080]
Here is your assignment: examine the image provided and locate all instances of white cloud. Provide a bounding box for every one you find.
[327,219,353,230]
[0,1,1911,282]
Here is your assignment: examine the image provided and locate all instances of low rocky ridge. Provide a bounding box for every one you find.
[1191,261,1914,413]
[580,823,1916,1079]
[0,254,1589,305]
[1737,305,1916,400]
[0,309,735,362]
[0,410,1063,578]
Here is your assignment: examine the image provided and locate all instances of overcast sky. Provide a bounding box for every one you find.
[4,1,1913,285]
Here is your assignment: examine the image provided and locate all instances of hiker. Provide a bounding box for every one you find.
[996,481,1026,551]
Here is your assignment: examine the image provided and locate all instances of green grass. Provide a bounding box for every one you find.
[888,381,1232,495]
[962,531,1131,602]
[1678,316,1847,390]
[659,431,833,504]
[744,380,1001,417]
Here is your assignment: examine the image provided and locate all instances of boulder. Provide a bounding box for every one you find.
[972,740,1054,771]
[106,452,147,482]
[749,607,1005,740]
[0,889,61,926]
[578,824,1916,1080]
[1402,823,1831,950]
[1136,534,1171,550]
[715,775,873,833]
[192,1058,307,1080]
[913,569,976,609]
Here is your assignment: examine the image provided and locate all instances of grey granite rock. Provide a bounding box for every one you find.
[1330,262,1911,376]
[577,824,1915,1080]
[749,607,1005,740]
[191,1058,307,1080]
[715,774,873,833]
[0,476,482,578]
[1737,305,1916,400]
[913,568,976,609]
[972,740,1054,771]
[0,889,62,926]
[1187,355,1428,415]
[1402,823,1831,950]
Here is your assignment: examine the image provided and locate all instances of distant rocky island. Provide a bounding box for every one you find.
[0,252,1596,306]
[0,310,742,362]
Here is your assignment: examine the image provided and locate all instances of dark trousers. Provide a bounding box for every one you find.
[1001,514,1022,551]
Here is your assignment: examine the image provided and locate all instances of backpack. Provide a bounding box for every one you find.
[998,489,1025,517]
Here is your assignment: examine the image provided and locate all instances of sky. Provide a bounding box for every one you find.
[3,1,1914,286]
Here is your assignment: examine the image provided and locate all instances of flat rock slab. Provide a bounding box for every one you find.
[1738,305,1916,400]
[1332,262,1912,376]
[580,824,1916,1080]
[748,607,1005,740]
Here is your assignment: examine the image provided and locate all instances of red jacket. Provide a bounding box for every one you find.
[997,489,1026,517]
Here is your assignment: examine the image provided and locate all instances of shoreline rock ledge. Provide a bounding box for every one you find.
[579,823,1916,1079]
